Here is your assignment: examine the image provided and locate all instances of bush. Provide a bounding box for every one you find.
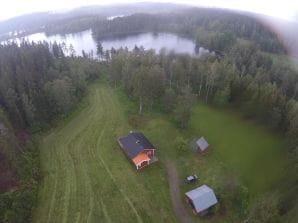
[246,192,280,223]
[0,189,37,223]
[175,136,188,153]
[0,139,40,223]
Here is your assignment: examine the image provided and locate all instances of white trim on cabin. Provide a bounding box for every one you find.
[136,159,150,170]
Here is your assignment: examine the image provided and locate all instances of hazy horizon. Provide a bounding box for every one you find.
[0,0,297,22]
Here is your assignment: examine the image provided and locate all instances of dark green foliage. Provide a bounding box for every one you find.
[195,30,237,52]
[104,42,298,131]
[174,136,187,153]
[0,189,37,223]
[247,193,280,223]
[0,42,101,129]
[216,175,249,218]
[0,41,103,223]
[162,88,176,112]
[16,141,40,181]
[96,42,103,58]
[174,88,196,129]
[213,86,231,106]
[92,8,285,54]
[109,49,166,114]
[0,138,39,223]
[44,77,76,115]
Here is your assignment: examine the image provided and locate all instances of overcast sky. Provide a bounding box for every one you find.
[1,0,297,22]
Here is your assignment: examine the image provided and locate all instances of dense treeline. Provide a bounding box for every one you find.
[0,41,101,130]
[92,9,285,54]
[106,44,298,125]
[104,42,298,221]
[0,3,188,40]
[0,41,102,223]
[44,16,104,36]
[0,133,39,223]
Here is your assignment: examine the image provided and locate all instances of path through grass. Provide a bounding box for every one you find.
[34,83,287,223]
[33,83,177,223]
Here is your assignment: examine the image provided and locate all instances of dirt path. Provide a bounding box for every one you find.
[165,160,194,223]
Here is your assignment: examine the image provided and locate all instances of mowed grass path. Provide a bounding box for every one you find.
[33,83,177,223]
[33,82,287,223]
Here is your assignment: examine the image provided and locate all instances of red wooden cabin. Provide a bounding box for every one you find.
[117,132,157,170]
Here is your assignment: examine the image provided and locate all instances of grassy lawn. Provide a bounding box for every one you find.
[33,83,177,223]
[33,82,287,223]
[189,105,286,198]
[138,105,286,222]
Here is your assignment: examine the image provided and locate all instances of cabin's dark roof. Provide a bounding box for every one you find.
[118,132,154,159]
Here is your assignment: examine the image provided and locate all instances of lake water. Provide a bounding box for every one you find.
[3,29,209,57]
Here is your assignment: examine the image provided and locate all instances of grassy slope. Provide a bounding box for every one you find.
[190,105,286,197]
[115,88,286,222]
[33,83,177,223]
[138,105,286,222]
[34,82,286,223]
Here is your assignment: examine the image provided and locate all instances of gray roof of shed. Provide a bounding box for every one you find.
[196,137,209,151]
[185,185,218,213]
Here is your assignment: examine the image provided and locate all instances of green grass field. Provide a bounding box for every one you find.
[138,106,286,222]
[190,105,286,197]
[33,84,178,223]
[33,82,286,223]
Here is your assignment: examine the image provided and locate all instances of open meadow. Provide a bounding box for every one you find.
[33,83,178,223]
[33,82,286,223]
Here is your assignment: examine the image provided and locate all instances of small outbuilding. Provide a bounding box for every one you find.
[195,137,209,153]
[185,184,218,216]
[117,131,157,170]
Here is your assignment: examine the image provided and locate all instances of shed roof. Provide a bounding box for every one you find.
[185,185,218,213]
[196,137,209,151]
[118,132,154,159]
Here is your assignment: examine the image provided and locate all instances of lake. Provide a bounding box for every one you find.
[3,30,210,57]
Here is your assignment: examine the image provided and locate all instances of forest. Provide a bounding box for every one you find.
[0,6,298,223]
[90,8,285,54]
[0,41,101,222]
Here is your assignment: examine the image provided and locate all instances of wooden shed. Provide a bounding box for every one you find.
[117,131,157,170]
[195,137,209,153]
[185,184,218,216]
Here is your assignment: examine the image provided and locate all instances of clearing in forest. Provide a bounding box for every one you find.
[33,83,177,223]
[33,83,286,223]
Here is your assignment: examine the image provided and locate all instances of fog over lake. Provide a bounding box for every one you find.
[4,29,210,57]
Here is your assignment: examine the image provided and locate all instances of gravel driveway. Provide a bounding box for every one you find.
[165,160,194,223]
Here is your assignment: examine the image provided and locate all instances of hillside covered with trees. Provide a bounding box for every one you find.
[0,42,102,222]
[91,9,285,55]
